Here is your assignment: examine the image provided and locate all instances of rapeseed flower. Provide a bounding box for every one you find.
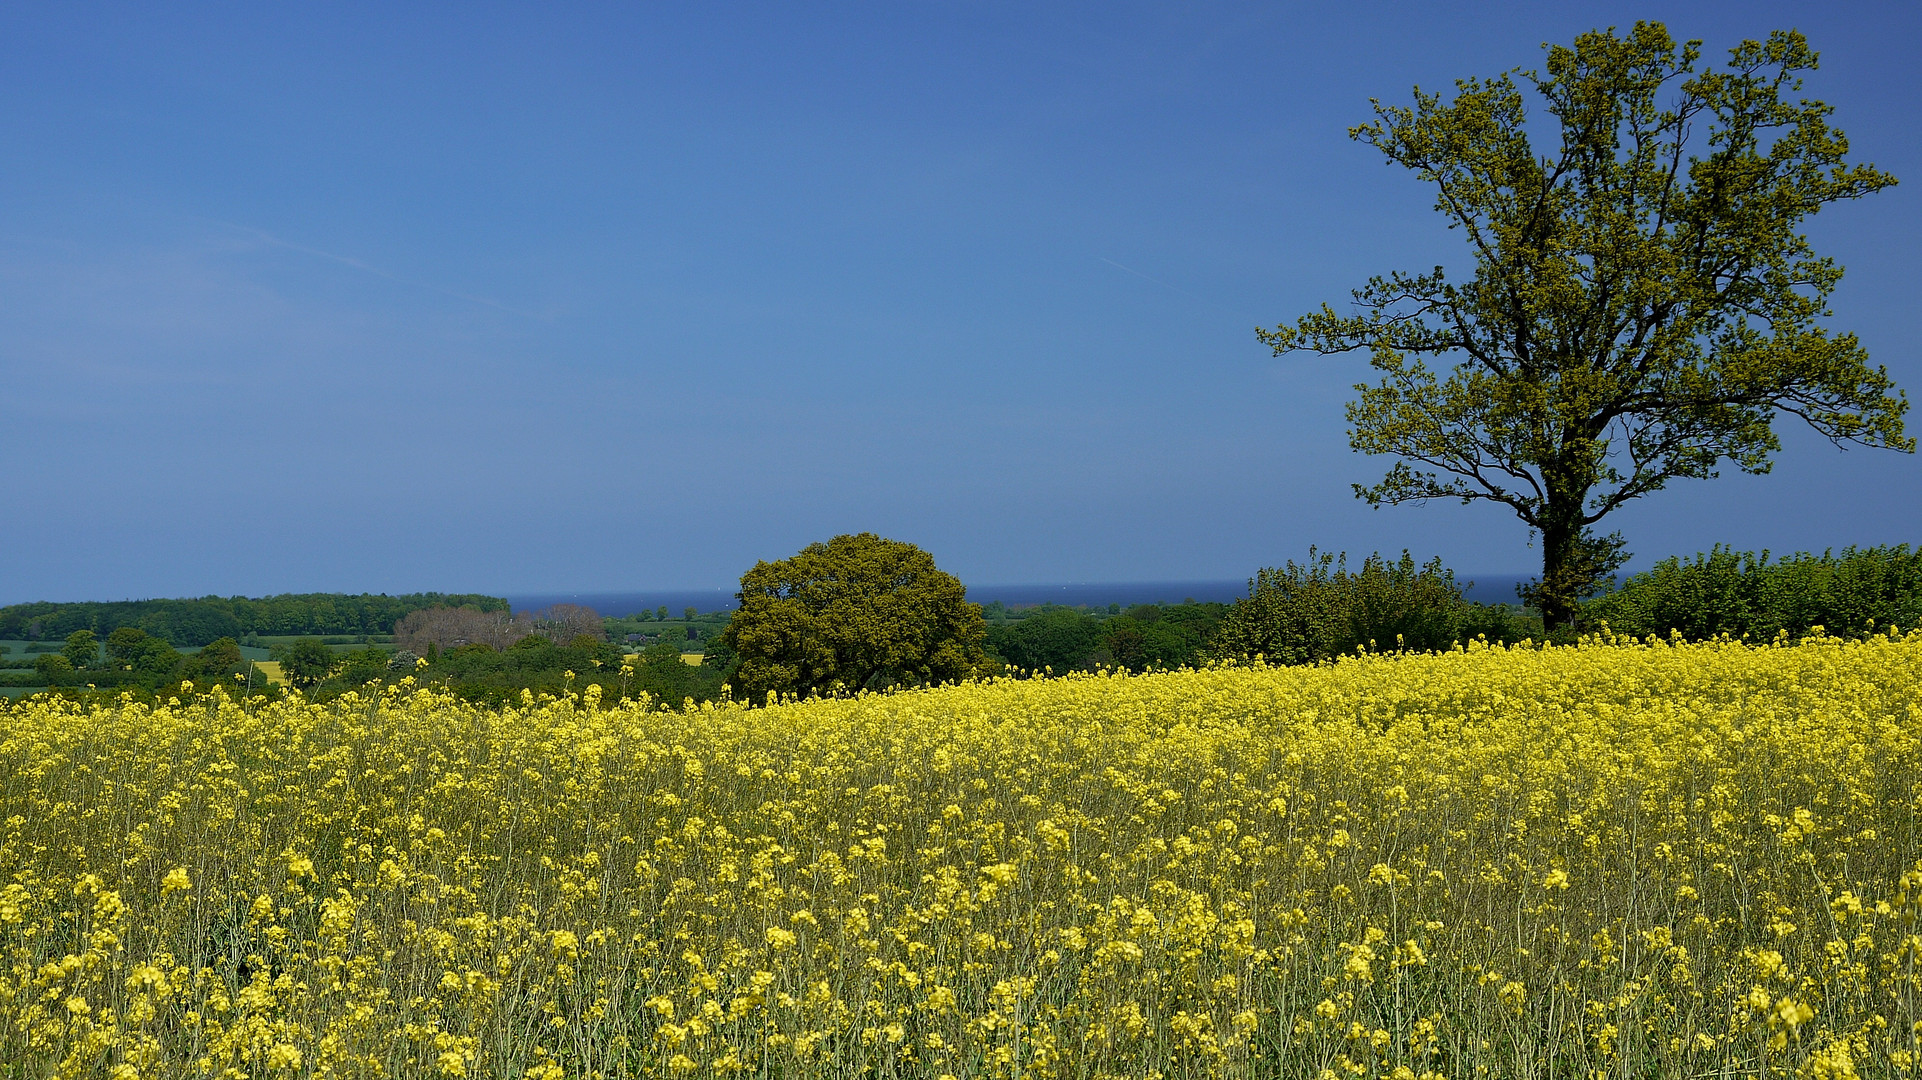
[1,633,1918,1076]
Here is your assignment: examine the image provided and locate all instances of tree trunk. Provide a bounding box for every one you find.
[1536,516,1584,630]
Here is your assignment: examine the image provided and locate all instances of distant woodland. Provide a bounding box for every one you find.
[7,544,1922,707]
[0,593,508,647]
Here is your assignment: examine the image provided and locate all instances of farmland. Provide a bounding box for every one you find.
[2,633,1920,1077]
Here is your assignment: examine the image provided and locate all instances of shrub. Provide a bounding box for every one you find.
[31,653,72,683]
[1212,550,1519,664]
[1583,544,1922,640]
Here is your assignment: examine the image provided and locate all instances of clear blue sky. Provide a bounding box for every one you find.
[2,2,1917,602]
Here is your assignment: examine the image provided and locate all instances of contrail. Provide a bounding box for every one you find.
[1097,256,1218,307]
[218,223,547,320]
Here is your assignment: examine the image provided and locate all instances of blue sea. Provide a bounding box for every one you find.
[506,575,1533,618]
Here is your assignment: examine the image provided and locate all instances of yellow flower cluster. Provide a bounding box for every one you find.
[3,632,1921,1078]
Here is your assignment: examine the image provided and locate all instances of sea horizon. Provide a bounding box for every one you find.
[505,575,1534,618]
[0,575,1537,616]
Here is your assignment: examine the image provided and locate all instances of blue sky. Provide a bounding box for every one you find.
[2,1,1917,602]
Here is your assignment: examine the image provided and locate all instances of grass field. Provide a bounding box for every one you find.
[620,653,709,667]
[0,640,276,662]
[1,634,1918,1077]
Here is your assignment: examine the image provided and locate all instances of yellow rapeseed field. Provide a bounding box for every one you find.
[3,633,1921,1079]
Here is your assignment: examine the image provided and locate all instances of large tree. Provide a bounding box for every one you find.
[1261,23,1907,626]
[722,533,988,702]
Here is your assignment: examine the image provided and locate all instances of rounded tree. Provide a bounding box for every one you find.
[273,638,336,690]
[722,533,988,702]
[62,630,98,671]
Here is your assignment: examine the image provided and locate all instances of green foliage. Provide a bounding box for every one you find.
[273,638,336,689]
[61,631,98,671]
[104,627,146,667]
[191,638,247,681]
[986,608,1104,674]
[407,633,731,708]
[101,627,184,679]
[0,592,508,648]
[4,631,259,691]
[1584,545,1922,641]
[700,636,738,674]
[1211,551,1521,665]
[604,608,732,652]
[332,648,392,690]
[984,602,1231,675]
[33,654,73,683]
[1261,23,1907,627]
[629,641,730,707]
[1100,605,1228,671]
[723,533,988,701]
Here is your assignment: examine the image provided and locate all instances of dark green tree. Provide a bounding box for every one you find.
[106,626,150,667]
[328,647,391,689]
[273,638,336,689]
[99,627,183,680]
[34,654,74,683]
[1261,24,1907,626]
[193,638,247,681]
[986,608,1105,674]
[722,533,988,701]
[62,630,98,671]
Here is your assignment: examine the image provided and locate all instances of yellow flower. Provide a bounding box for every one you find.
[3,631,1920,1075]
[1772,997,1813,1028]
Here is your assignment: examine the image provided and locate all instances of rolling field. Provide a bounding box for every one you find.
[2,634,1920,1078]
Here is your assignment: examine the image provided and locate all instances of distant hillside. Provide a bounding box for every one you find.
[0,593,509,648]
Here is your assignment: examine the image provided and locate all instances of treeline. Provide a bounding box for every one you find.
[985,602,1231,674]
[0,628,270,696]
[982,545,1922,675]
[0,592,509,647]
[426,638,732,709]
[14,542,1919,707]
[978,554,1524,678]
[249,601,737,708]
[271,635,734,710]
[1584,544,1922,641]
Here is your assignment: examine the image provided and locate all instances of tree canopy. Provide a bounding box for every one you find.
[61,631,97,671]
[0,592,509,647]
[721,533,988,702]
[273,638,337,690]
[1261,23,1907,625]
